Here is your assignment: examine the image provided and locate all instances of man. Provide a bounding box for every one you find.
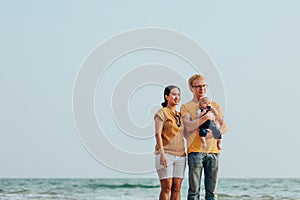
[180,74,227,200]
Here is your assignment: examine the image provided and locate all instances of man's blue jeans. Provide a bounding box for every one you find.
[187,152,220,200]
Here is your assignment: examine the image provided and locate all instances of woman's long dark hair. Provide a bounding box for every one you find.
[161,85,180,107]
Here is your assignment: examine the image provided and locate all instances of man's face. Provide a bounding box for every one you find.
[190,79,207,99]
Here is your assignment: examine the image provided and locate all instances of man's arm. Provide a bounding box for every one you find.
[182,112,215,135]
[218,117,228,134]
[211,103,228,135]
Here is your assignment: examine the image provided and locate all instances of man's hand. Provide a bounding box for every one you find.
[195,109,206,119]
[205,111,215,121]
[210,106,219,116]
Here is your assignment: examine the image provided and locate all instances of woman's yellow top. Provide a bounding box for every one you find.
[154,107,186,156]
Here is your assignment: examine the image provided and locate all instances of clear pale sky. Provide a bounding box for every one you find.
[1,1,300,178]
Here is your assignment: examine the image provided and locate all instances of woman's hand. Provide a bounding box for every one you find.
[160,151,168,168]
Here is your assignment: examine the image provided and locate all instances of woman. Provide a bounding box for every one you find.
[154,85,186,200]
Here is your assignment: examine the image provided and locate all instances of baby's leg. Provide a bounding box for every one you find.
[200,137,207,148]
[199,128,207,148]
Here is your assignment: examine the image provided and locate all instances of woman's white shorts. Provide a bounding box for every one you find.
[155,153,186,180]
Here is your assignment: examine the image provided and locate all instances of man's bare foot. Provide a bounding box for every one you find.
[202,142,207,149]
[217,144,222,150]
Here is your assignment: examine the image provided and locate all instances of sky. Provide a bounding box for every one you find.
[1,1,300,178]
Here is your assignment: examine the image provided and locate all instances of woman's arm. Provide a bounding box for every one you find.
[154,116,168,168]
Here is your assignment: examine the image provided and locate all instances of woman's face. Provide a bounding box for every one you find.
[165,88,181,106]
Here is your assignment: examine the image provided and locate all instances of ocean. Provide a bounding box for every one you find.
[0,178,299,200]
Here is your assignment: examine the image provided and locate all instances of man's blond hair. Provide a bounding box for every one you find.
[188,74,206,87]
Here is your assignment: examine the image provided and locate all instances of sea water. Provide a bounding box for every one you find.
[0,178,299,200]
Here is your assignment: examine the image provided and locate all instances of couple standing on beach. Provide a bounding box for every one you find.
[154,74,228,200]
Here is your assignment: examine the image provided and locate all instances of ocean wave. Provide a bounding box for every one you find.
[38,191,60,195]
[84,183,160,189]
[218,193,233,198]
[1,178,299,200]
[8,189,30,194]
[219,194,251,198]
[218,194,297,200]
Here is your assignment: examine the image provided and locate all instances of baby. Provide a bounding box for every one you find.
[197,97,222,150]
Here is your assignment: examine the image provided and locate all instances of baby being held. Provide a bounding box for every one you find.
[197,97,222,150]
